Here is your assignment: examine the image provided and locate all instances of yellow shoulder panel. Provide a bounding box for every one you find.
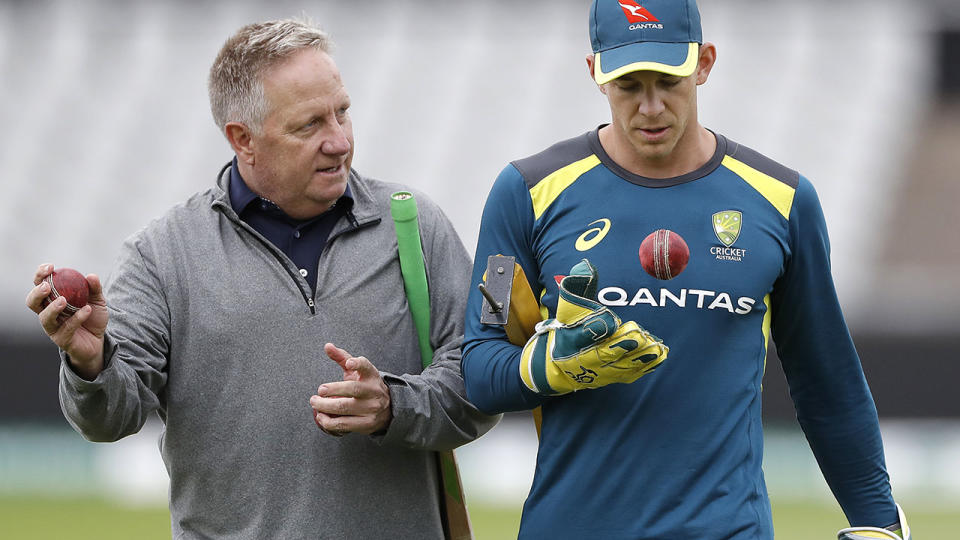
[529,155,601,219]
[721,155,795,220]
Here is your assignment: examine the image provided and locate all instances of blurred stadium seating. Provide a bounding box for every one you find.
[1,0,958,525]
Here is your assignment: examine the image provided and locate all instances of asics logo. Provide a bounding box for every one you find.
[575,218,611,251]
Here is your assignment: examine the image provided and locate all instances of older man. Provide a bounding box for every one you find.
[26,18,496,539]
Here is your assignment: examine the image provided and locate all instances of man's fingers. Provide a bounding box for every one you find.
[343,355,378,378]
[26,263,56,313]
[313,411,346,437]
[324,344,356,379]
[314,410,376,435]
[315,344,392,435]
[33,263,54,286]
[38,296,69,334]
[38,299,91,350]
[323,343,351,367]
[324,343,378,380]
[310,393,380,416]
[85,273,104,301]
[318,380,364,399]
[25,280,51,313]
[312,395,356,416]
[53,305,91,341]
[311,408,342,434]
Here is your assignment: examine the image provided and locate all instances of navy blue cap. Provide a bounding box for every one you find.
[590,0,702,84]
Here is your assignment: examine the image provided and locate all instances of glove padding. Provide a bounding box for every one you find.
[519,259,668,395]
[837,504,911,540]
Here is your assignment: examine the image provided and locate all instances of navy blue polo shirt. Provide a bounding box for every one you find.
[228,159,353,294]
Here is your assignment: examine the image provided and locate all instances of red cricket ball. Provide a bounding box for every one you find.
[639,229,690,280]
[45,268,90,315]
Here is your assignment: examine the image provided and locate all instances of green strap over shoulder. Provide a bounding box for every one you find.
[391,192,472,536]
[390,191,432,369]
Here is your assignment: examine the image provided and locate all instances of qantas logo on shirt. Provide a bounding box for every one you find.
[618,1,664,29]
[597,286,757,315]
[575,218,612,251]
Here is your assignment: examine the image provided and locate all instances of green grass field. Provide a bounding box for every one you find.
[1,495,955,539]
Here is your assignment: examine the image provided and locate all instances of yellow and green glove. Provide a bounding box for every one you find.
[837,504,912,540]
[519,259,668,395]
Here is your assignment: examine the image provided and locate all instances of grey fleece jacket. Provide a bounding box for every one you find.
[58,164,498,539]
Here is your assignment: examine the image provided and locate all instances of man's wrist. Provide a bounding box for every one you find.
[367,378,396,437]
[66,354,105,381]
[63,337,113,382]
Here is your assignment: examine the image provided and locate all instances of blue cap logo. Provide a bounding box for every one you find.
[590,0,702,84]
[617,1,659,24]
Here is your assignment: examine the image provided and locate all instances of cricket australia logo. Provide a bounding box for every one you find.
[711,211,747,262]
[713,211,741,246]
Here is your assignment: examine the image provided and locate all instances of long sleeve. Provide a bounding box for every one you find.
[53,172,496,538]
[59,235,169,442]
[379,190,500,450]
[462,165,548,415]
[771,176,898,527]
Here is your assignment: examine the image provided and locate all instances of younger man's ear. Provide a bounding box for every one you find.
[586,54,607,94]
[695,42,717,85]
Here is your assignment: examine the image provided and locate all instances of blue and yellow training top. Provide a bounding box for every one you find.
[462,127,897,539]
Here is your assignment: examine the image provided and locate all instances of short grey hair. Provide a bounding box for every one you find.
[208,18,333,134]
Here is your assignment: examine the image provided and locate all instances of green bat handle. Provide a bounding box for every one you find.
[391,192,470,520]
[390,191,433,369]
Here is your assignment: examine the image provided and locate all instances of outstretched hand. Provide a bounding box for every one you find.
[25,264,108,380]
[309,343,392,437]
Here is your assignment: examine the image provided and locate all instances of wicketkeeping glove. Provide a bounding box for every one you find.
[837,504,912,540]
[519,259,668,395]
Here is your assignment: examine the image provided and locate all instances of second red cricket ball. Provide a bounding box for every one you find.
[639,229,690,280]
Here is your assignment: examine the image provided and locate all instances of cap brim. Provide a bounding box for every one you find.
[594,42,699,84]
